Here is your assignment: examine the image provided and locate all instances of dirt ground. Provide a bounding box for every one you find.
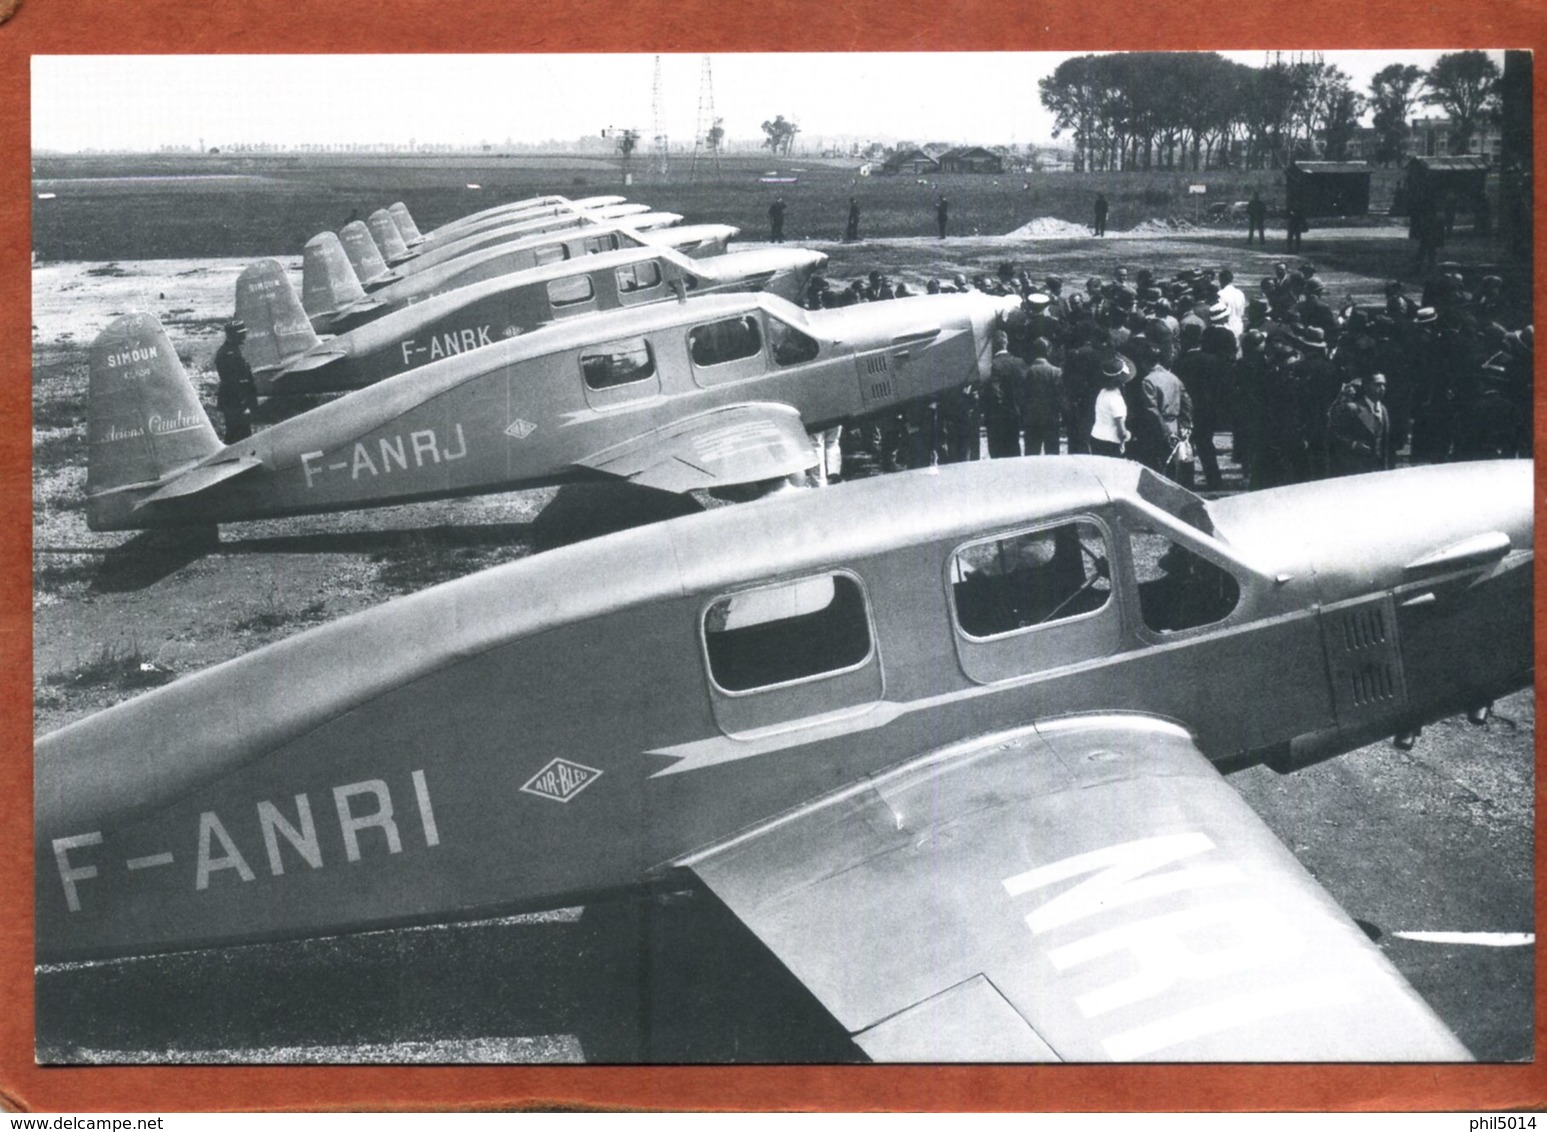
[31,219,1534,1064]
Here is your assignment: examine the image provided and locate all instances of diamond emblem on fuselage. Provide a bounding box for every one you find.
[521,758,602,802]
[505,418,536,439]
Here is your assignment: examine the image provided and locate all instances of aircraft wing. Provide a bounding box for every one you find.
[575,402,818,493]
[681,715,1470,1062]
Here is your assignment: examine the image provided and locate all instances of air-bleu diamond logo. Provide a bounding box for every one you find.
[504,418,536,440]
[521,758,602,803]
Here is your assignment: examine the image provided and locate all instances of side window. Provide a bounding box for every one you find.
[547,275,595,307]
[703,574,871,692]
[1128,527,1241,633]
[616,261,662,293]
[583,234,620,254]
[580,336,654,390]
[767,316,820,367]
[533,244,568,266]
[689,315,762,368]
[951,521,1110,639]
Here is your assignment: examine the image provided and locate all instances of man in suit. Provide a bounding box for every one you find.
[1326,372,1393,476]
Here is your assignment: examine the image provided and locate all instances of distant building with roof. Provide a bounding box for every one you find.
[880,147,941,175]
[936,146,1004,174]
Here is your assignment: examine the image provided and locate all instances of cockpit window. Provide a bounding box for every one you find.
[767,316,820,367]
[951,521,1110,639]
[533,244,568,266]
[1135,468,1215,535]
[1129,526,1240,632]
[703,573,872,692]
[547,274,595,307]
[580,336,655,390]
[616,261,662,293]
[689,315,762,368]
[583,234,620,254]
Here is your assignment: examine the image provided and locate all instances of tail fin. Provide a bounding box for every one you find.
[388,202,424,244]
[339,220,394,287]
[87,314,222,529]
[367,209,412,263]
[234,259,322,376]
[301,232,367,322]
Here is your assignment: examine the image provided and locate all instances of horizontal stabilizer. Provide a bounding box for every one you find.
[136,457,263,507]
[282,348,349,373]
[576,403,817,493]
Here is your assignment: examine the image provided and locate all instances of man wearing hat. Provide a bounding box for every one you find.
[1297,278,1338,338]
[214,320,258,444]
[1126,334,1192,480]
[1326,372,1393,476]
[1257,337,1311,487]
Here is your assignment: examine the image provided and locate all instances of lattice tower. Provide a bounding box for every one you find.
[689,55,722,181]
[651,56,669,178]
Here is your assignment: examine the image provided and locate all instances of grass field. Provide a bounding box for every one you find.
[33,150,1417,260]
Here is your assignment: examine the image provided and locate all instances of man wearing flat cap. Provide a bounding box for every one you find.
[215,320,258,444]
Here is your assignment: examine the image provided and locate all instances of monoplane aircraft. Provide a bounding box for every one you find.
[83,288,1010,531]
[334,206,680,290]
[37,456,1532,1060]
[303,220,739,334]
[235,241,828,396]
[388,195,628,250]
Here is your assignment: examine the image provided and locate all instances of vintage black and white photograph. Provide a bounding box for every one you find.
[31,50,1534,1065]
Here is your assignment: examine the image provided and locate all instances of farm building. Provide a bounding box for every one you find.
[1284,161,1372,218]
[936,146,1004,174]
[880,147,940,176]
[1400,155,1491,219]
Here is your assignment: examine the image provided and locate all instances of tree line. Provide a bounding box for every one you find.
[1038,51,1502,172]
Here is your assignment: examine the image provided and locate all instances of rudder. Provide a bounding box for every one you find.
[388,202,424,244]
[301,231,367,324]
[87,313,222,530]
[234,259,321,378]
[339,220,394,287]
[367,208,412,263]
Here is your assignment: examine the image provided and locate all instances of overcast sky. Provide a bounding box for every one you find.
[32,51,1503,152]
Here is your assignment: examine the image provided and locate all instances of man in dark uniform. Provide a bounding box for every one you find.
[1093,193,1109,237]
[214,320,258,444]
[1246,191,1267,245]
[768,197,786,243]
[936,195,949,239]
[844,196,861,242]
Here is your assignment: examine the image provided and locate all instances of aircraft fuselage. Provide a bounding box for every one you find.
[39,458,1533,961]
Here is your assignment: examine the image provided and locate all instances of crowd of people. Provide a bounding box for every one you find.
[801,257,1533,492]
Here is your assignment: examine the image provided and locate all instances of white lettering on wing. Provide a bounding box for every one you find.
[1003,832,1237,933]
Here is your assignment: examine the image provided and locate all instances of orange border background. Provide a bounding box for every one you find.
[2,0,1544,1112]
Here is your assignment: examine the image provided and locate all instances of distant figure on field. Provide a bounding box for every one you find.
[936,195,949,239]
[1286,206,1308,253]
[845,196,861,242]
[768,197,787,243]
[214,320,258,444]
[1247,191,1267,245]
[1093,193,1109,237]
